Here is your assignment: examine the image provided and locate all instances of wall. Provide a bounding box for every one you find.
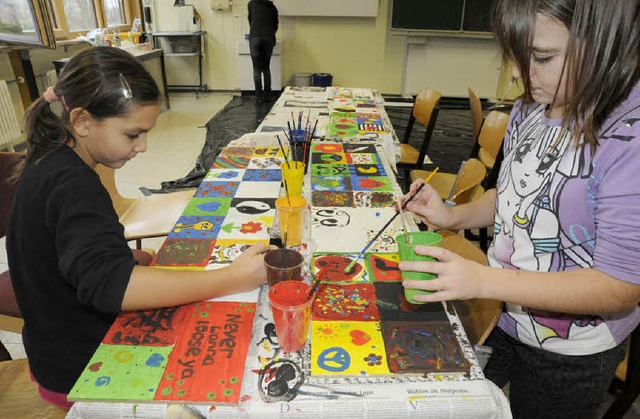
[1,0,513,107]
[152,0,507,98]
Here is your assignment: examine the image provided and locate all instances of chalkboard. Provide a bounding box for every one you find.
[391,0,494,34]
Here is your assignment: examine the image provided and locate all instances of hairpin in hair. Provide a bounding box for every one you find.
[119,73,133,99]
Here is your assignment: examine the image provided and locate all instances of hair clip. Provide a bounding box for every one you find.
[119,73,133,99]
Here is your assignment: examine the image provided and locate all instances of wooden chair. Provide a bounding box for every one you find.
[397,88,442,189]
[468,87,484,140]
[440,231,503,346]
[95,164,196,249]
[604,324,640,418]
[464,110,510,251]
[409,158,487,207]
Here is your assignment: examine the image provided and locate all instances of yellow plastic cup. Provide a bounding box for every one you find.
[281,161,305,198]
[275,196,307,247]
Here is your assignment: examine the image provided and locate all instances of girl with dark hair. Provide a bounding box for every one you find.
[400,0,640,416]
[6,46,271,409]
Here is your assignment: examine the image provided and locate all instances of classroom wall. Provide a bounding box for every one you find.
[1,0,514,114]
[152,0,507,98]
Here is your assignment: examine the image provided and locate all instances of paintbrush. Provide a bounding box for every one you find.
[283,179,292,207]
[344,167,440,273]
[276,134,291,169]
[306,273,321,301]
[397,194,411,244]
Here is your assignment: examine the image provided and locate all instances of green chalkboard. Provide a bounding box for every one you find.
[391,0,494,33]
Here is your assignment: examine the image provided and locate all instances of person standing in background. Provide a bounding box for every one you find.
[248,0,278,104]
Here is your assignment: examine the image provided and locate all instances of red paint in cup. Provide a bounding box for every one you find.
[268,281,312,353]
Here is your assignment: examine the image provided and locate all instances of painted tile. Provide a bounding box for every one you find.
[345,153,378,165]
[246,157,284,170]
[381,321,470,374]
[212,155,251,169]
[234,181,281,199]
[228,197,277,218]
[311,152,347,165]
[366,253,402,282]
[373,282,449,322]
[69,344,172,401]
[169,216,225,239]
[312,253,369,283]
[194,181,239,198]
[152,238,216,267]
[219,147,254,157]
[182,198,231,217]
[204,169,244,182]
[311,191,354,208]
[350,176,393,192]
[353,191,396,208]
[103,306,192,346]
[310,164,349,177]
[311,321,389,376]
[242,169,282,182]
[311,283,379,321]
[311,143,344,154]
[207,239,263,266]
[155,302,257,403]
[311,176,351,192]
[349,163,386,177]
[252,146,285,158]
[364,225,402,253]
[342,143,377,154]
[217,215,273,241]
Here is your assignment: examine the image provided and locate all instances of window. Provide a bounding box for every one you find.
[0,0,56,48]
[47,0,140,40]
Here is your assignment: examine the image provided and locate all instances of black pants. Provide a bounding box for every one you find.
[484,327,626,419]
[249,37,275,96]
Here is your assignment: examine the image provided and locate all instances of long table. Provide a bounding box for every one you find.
[66,87,510,419]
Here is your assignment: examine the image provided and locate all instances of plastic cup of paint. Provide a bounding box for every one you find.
[268,280,312,353]
[264,248,304,288]
[280,161,305,198]
[396,232,442,304]
[275,197,307,247]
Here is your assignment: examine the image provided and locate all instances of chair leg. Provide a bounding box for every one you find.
[604,328,640,418]
[136,239,142,250]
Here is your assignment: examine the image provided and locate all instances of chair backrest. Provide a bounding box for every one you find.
[449,158,486,206]
[477,110,510,166]
[94,164,136,220]
[0,152,25,238]
[413,88,442,171]
[468,87,484,139]
[413,88,442,127]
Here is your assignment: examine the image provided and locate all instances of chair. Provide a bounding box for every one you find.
[468,87,484,140]
[440,231,503,346]
[409,157,487,208]
[397,88,442,189]
[0,358,68,418]
[604,324,640,418]
[464,110,510,251]
[94,164,196,249]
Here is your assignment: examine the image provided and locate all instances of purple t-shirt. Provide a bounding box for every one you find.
[487,81,640,355]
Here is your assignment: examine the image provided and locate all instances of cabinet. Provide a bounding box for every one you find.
[152,31,207,93]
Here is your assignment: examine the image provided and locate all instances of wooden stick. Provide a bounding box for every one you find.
[276,134,291,169]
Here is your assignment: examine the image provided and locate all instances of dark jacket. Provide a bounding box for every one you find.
[248,0,279,40]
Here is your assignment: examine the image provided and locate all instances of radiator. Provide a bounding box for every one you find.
[44,70,63,115]
[0,80,21,151]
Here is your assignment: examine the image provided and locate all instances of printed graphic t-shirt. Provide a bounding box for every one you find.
[487,81,640,355]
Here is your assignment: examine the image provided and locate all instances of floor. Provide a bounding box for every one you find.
[1,91,640,417]
[0,92,234,360]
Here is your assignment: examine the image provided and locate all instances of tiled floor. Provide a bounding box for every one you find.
[0,92,233,359]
